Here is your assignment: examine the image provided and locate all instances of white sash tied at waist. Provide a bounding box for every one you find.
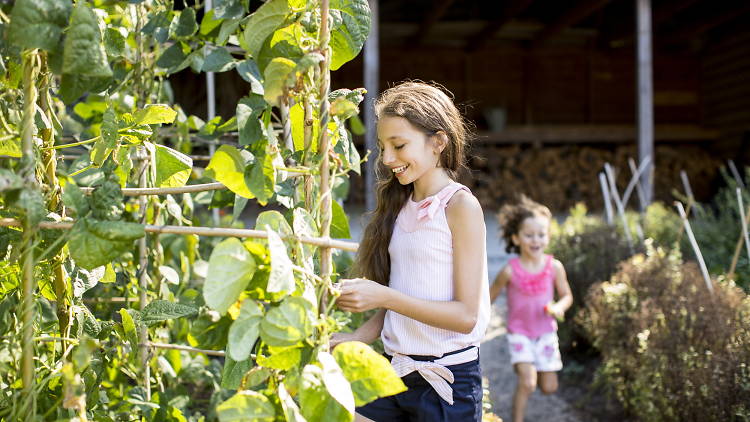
[389,346,479,405]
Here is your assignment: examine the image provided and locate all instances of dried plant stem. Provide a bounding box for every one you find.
[599,172,614,225]
[675,201,713,294]
[604,163,635,251]
[728,189,750,280]
[318,0,333,318]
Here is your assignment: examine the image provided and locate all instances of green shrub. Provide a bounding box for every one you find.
[580,245,750,421]
[549,203,638,357]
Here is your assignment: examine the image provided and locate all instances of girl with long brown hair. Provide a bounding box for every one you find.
[334,81,490,421]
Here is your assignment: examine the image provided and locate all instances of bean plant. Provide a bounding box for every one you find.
[0,0,404,420]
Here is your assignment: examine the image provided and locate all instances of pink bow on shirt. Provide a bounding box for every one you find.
[416,195,443,221]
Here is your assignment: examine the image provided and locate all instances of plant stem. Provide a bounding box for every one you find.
[48,136,100,150]
[20,49,40,419]
[137,147,151,401]
[317,0,333,326]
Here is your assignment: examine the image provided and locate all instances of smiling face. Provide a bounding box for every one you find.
[377,116,444,185]
[512,214,551,259]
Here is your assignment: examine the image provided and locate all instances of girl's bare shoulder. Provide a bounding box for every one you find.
[446,189,483,217]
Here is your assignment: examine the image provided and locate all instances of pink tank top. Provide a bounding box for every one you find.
[381,182,491,356]
[506,255,557,338]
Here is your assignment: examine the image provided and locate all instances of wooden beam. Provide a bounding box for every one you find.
[636,0,654,208]
[659,4,750,47]
[466,0,534,52]
[364,0,379,212]
[606,0,701,48]
[530,0,611,49]
[475,124,719,144]
[409,0,456,46]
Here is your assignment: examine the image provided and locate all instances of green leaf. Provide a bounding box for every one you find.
[333,341,407,406]
[329,0,371,71]
[119,308,140,354]
[242,0,290,59]
[8,0,72,52]
[227,299,264,361]
[262,57,296,106]
[299,364,353,422]
[204,238,256,314]
[199,9,224,35]
[266,228,294,294]
[256,25,305,72]
[256,346,301,371]
[202,47,236,72]
[220,354,254,390]
[255,211,293,236]
[62,3,112,78]
[237,59,264,95]
[260,297,310,347]
[248,150,275,206]
[104,27,126,58]
[70,265,104,298]
[205,145,254,199]
[69,220,144,270]
[217,391,275,422]
[134,104,177,125]
[90,177,124,220]
[59,74,111,104]
[172,8,198,38]
[156,43,188,69]
[237,95,267,146]
[290,102,318,152]
[141,300,198,326]
[62,183,89,216]
[318,351,355,415]
[91,106,118,166]
[0,136,21,158]
[279,382,306,422]
[154,144,192,188]
[214,0,246,20]
[330,200,351,239]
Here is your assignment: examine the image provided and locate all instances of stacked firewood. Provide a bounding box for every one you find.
[461,144,722,213]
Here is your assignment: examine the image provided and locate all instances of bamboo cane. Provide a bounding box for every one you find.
[318,0,333,312]
[604,163,635,251]
[0,218,359,252]
[675,201,713,294]
[728,189,750,280]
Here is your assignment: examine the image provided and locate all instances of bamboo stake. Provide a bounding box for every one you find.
[728,188,750,280]
[728,159,745,189]
[622,156,651,210]
[599,172,614,225]
[20,49,40,418]
[604,163,635,251]
[136,148,151,401]
[675,201,713,294]
[318,0,333,315]
[79,182,226,196]
[0,218,359,252]
[144,342,232,358]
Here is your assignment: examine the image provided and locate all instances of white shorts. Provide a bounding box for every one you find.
[507,332,563,372]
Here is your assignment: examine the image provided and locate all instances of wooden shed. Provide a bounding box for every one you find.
[173,1,750,212]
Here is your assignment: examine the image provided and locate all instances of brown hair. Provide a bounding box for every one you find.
[497,195,552,254]
[353,81,472,284]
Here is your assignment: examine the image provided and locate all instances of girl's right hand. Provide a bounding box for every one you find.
[329,332,357,349]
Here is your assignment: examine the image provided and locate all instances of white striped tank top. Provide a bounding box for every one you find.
[381,182,491,357]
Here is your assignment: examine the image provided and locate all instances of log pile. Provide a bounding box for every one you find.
[460,144,722,213]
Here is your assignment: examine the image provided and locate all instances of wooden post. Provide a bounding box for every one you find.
[636,0,654,209]
[364,0,379,212]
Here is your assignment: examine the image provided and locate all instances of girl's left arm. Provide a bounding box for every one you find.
[336,191,487,334]
[551,260,573,312]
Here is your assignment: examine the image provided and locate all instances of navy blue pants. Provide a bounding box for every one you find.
[357,348,483,422]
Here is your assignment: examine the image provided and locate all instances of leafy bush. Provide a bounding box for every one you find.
[580,246,750,421]
[549,203,638,356]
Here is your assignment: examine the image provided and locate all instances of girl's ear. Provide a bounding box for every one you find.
[511,233,520,246]
[432,131,448,154]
